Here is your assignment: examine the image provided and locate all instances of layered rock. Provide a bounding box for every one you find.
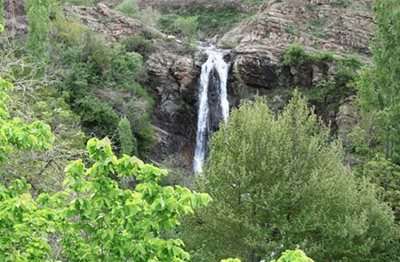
[63,3,164,42]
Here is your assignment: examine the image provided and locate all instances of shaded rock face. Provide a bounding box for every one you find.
[208,68,224,132]
[146,49,201,168]
[233,53,279,90]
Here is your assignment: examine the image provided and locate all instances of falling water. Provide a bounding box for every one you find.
[193,46,230,173]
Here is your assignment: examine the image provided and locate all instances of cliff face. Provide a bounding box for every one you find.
[223,0,373,92]
[222,0,373,142]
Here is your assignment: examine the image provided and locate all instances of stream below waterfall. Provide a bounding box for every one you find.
[193,46,230,173]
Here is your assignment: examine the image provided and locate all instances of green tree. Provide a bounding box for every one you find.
[55,137,211,261]
[356,0,400,161]
[183,92,397,261]
[0,78,54,163]
[351,0,400,225]
[0,179,56,261]
[0,70,55,260]
[26,0,51,62]
[0,43,85,192]
[117,116,138,156]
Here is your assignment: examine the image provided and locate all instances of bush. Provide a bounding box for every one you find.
[117,117,138,156]
[121,35,155,58]
[115,0,139,17]
[173,16,198,52]
[76,97,119,137]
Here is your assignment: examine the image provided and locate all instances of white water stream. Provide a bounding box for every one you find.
[193,46,230,173]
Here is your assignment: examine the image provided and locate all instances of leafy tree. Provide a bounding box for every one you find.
[363,155,400,222]
[26,0,51,62]
[350,0,400,225]
[118,116,138,156]
[0,61,55,260]
[183,92,397,261]
[0,78,54,163]
[0,44,85,192]
[55,137,211,261]
[0,134,212,260]
[356,0,400,162]
[0,179,56,261]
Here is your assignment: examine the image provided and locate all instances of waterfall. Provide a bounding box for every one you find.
[193,46,230,173]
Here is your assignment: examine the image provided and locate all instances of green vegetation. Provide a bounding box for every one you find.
[351,0,400,225]
[0,135,212,260]
[52,14,154,157]
[116,0,139,17]
[118,117,137,156]
[26,0,51,63]
[0,78,54,164]
[174,15,199,52]
[157,1,260,38]
[115,0,160,28]
[183,93,397,261]
[121,35,155,59]
[280,44,362,115]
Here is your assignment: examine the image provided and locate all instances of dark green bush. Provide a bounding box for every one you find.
[121,35,155,59]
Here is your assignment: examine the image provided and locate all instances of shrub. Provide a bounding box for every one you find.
[116,0,139,18]
[26,0,51,63]
[117,116,138,156]
[121,35,155,58]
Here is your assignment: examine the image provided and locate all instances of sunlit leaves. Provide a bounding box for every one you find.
[57,137,210,261]
[0,78,54,163]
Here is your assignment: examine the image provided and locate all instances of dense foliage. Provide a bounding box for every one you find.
[0,75,211,260]
[26,0,51,62]
[351,0,400,225]
[356,0,400,162]
[51,13,155,156]
[183,92,397,261]
[0,136,212,261]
